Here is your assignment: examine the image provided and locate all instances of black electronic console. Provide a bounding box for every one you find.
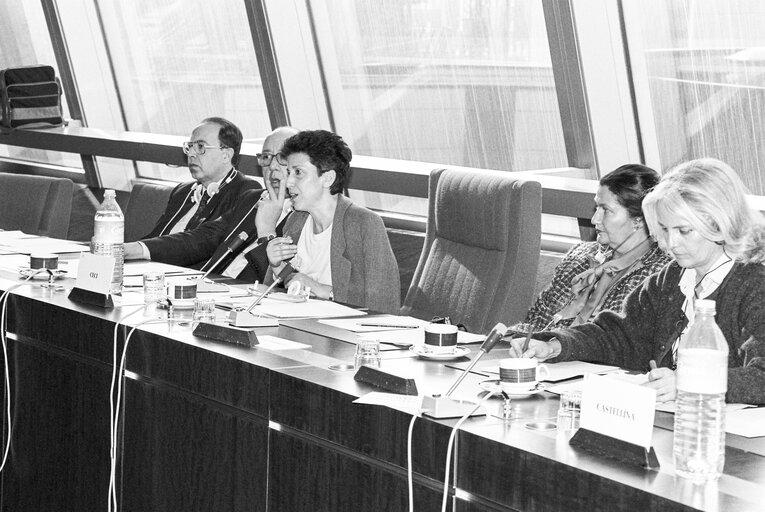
[192,322,260,348]
[68,287,114,308]
[354,365,419,395]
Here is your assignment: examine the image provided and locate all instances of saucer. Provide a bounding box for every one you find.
[410,345,470,361]
[158,298,195,310]
[18,267,67,280]
[478,379,545,398]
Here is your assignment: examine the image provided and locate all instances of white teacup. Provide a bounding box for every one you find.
[499,358,550,393]
[424,323,459,354]
[30,253,58,270]
[166,279,197,300]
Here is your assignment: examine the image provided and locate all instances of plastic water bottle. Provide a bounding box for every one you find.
[92,189,124,295]
[673,299,728,481]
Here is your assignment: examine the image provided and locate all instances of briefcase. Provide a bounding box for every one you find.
[0,65,64,129]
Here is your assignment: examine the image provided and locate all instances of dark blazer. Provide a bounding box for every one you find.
[142,190,262,269]
[144,169,260,238]
[142,189,286,283]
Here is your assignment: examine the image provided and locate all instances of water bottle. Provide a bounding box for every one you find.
[673,299,728,481]
[92,189,124,295]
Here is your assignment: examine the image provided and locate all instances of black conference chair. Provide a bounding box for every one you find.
[123,181,173,242]
[0,173,74,239]
[401,167,542,333]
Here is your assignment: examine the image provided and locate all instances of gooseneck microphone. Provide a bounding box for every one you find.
[201,231,249,279]
[245,261,296,313]
[445,322,506,397]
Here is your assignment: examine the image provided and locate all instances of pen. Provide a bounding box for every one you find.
[359,323,419,329]
[520,329,533,353]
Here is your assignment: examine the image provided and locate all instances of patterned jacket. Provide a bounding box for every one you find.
[516,241,671,332]
[545,262,765,405]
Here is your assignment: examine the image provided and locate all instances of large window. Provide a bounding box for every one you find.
[310,0,567,172]
[59,0,272,183]
[0,1,82,170]
[626,0,765,193]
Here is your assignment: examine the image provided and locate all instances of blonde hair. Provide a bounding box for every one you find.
[642,158,765,263]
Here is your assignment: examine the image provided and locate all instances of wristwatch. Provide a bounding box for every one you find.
[256,233,276,245]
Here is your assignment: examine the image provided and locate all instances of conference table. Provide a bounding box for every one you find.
[0,255,764,511]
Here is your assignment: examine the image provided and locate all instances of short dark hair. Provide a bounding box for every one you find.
[202,117,243,167]
[280,130,351,195]
[599,164,660,220]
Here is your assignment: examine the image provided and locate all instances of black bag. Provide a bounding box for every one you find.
[0,65,64,129]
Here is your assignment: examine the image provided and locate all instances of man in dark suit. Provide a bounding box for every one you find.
[143,117,260,238]
[125,127,298,283]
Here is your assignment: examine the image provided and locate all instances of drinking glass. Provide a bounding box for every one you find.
[192,297,216,322]
[142,271,165,305]
[557,390,582,431]
[354,339,381,369]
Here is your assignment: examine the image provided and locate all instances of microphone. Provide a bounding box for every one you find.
[244,260,295,313]
[422,322,507,419]
[445,323,506,397]
[201,231,249,280]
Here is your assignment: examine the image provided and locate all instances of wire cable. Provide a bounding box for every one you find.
[440,391,494,512]
[108,305,163,512]
[0,269,45,473]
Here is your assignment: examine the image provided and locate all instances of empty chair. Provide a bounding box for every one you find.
[123,181,173,242]
[0,173,74,238]
[401,168,542,333]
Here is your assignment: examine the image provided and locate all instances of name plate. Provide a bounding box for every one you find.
[74,253,115,295]
[580,373,656,449]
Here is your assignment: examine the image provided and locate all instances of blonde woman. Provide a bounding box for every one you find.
[511,158,765,405]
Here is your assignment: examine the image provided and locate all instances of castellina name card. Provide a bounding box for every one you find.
[580,373,657,449]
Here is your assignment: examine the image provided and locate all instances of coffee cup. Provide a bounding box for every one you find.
[30,253,58,270]
[424,323,458,354]
[166,279,197,301]
[499,358,550,393]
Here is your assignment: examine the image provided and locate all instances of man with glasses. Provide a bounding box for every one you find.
[143,117,260,238]
[125,127,298,282]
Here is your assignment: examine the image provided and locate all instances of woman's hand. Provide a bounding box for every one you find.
[508,337,561,360]
[266,236,297,267]
[644,367,676,402]
[285,273,332,299]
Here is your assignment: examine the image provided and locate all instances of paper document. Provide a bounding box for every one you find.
[457,359,620,381]
[256,335,311,351]
[250,299,366,319]
[123,261,203,277]
[320,315,426,332]
[725,407,765,438]
[0,237,87,254]
[354,392,424,415]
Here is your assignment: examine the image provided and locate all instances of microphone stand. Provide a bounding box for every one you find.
[422,323,506,419]
[200,232,249,281]
[228,264,294,327]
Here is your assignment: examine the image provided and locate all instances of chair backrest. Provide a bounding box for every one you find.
[124,181,174,242]
[401,168,542,333]
[0,173,73,238]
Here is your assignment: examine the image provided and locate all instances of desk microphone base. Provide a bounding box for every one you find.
[228,310,279,328]
[570,428,660,469]
[422,395,486,419]
[192,322,260,348]
[68,287,113,308]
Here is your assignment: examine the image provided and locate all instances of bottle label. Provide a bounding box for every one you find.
[94,219,124,243]
[676,348,728,393]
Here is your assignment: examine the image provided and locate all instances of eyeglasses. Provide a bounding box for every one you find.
[256,152,288,166]
[182,140,227,156]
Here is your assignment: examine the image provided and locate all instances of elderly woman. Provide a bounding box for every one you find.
[264,130,400,314]
[510,164,671,333]
[511,159,765,405]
